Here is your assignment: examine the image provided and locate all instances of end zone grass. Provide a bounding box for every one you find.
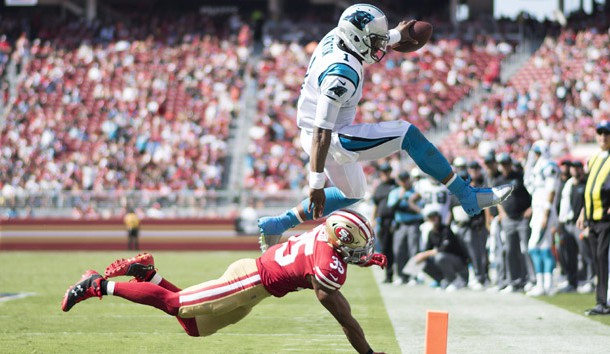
[0,251,400,353]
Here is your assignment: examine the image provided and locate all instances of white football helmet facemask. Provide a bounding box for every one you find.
[325,209,375,265]
[336,4,389,64]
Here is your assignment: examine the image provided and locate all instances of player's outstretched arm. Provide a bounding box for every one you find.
[312,277,382,354]
[308,126,332,219]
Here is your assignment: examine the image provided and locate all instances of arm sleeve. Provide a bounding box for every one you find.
[313,247,347,291]
[558,179,573,222]
[314,71,357,130]
[543,164,560,192]
[314,266,344,291]
[314,95,342,130]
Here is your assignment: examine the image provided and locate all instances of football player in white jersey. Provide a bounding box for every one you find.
[416,176,452,251]
[258,4,513,251]
[523,140,561,296]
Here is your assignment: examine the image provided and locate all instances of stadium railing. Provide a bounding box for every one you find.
[0,189,308,218]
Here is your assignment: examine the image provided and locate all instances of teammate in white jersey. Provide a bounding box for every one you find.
[258,4,513,250]
[524,140,561,296]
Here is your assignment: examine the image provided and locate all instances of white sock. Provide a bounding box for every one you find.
[106,281,115,295]
[543,273,553,292]
[536,273,544,288]
[443,174,457,187]
[150,273,163,285]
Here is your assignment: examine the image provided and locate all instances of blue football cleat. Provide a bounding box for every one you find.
[258,216,287,252]
[457,184,514,216]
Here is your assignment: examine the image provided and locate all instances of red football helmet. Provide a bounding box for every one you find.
[325,209,375,265]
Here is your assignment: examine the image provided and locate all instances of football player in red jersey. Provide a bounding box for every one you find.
[62,209,388,354]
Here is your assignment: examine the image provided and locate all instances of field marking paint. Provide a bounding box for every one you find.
[424,310,449,354]
[0,292,36,303]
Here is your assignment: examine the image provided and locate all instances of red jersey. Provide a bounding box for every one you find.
[256,225,348,297]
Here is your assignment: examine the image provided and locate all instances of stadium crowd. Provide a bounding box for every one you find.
[441,23,610,162]
[0,14,250,216]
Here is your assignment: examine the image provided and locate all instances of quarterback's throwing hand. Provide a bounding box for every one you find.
[308,188,326,219]
[394,19,418,44]
[362,253,387,269]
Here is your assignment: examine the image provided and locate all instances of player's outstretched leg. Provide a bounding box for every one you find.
[258,187,359,251]
[105,253,181,292]
[105,253,156,281]
[401,125,513,216]
[62,270,104,312]
[64,266,195,335]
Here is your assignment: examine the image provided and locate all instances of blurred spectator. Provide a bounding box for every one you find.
[495,152,534,292]
[235,199,260,235]
[370,163,398,283]
[557,160,591,293]
[124,208,140,251]
[453,162,490,289]
[414,207,469,291]
[387,170,424,285]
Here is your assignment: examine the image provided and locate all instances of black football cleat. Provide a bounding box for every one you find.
[62,270,103,312]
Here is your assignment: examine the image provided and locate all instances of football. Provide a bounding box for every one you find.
[391,20,433,53]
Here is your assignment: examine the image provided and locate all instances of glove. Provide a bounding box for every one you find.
[362,253,387,269]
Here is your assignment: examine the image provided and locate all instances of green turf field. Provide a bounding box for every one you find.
[537,292,610,326]
[0,251,400,354]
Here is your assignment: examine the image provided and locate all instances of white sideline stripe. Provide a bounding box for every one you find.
[179,274,261,304]
[0,230,237,238]
[0,292,36,302]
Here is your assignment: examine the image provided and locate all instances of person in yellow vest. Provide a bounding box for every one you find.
[124,209,141,251]
[577,120,610,316]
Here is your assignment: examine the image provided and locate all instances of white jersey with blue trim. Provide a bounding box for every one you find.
[418,179,452,225]
[297,28,364,132]
[529,157,560,209]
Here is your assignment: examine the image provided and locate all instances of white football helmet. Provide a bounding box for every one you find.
[336,4,389,64]
[532,140,550,157]
[325,209,375,265]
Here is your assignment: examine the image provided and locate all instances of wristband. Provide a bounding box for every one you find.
[309,171,326,189]
[365,349,374,354]
[388,29,401,46]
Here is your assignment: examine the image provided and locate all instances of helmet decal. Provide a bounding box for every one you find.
[332,209,373,241]
[325,209,375,265]
[334,226,354,244]
[343,10,374,31]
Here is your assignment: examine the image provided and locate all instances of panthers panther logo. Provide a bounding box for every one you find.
[328,85,348,98]
[343,10,374,31]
